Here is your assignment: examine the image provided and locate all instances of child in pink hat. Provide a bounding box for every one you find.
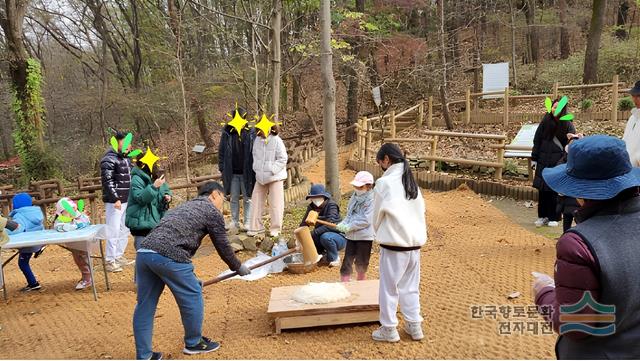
[336,171,376,282]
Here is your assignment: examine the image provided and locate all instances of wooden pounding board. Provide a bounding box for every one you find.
[267,280,379,318]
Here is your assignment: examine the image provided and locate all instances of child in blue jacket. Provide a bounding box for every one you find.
[7,193,45,291]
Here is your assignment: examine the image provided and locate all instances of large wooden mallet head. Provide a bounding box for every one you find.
[305,210,337,228]
[294,226,322,266]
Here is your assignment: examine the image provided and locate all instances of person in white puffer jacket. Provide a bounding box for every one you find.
[247,125,288,237]
[371,143,427,343]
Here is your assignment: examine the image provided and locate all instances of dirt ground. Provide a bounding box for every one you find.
[0,150,559,360]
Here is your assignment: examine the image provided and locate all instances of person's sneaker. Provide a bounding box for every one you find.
[246,229,265,237]
[183,336,220,355]
[547,221,559,227]
[34,246,46,258]
[239,223,249,232]
[20,283,42,292]
[329,256,341,268]
[534,217,549,227]
[224,221,234,231]
[75,279,92,290]
[372,326,400,342]
[105,261,123,273]
[116,256,135,267]
[403,321,424,341]
[269,231,280,238]
[149,351,163,360]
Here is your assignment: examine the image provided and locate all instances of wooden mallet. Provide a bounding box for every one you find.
[203,227,320,286]
[305,210,337,228]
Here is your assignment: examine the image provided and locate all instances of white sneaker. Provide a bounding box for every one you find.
[269,231,280,238]
[534,217,549,227]
[372,326,400,342]
[329,256,341,267]
[403,321,424,341]
[116,256,135,267]
[75,279,92,290]
[246,229,265,237]
[105,261,123,273]
[547,221,559,227]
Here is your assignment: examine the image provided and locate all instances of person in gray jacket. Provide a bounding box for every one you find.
[133,181,250,360]
[337,171,376,282]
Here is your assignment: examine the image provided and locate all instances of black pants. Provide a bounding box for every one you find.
[340,240,373,277]
[538,190,561,221]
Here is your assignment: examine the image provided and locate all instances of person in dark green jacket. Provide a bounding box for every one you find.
[126,151,172,250]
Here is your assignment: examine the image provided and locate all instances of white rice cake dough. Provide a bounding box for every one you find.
[291,282,352,304]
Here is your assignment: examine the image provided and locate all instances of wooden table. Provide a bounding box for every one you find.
[267,280,379,333]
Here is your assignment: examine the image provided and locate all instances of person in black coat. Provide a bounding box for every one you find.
[218,107,256,231]
[531,99,576,228]
[100,131,134,272]
[555,133,583,232]
[299,184,345,267]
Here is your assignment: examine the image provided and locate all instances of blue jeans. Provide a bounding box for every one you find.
[133,252,203,359]
[18,253,37,286]
[316,232,347,262]
[133,236,145,251]
[230,174,251,226]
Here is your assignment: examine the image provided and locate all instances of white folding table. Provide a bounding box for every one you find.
[0,224,110,301]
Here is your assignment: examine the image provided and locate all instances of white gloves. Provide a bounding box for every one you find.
[532,271,555,297]
[531,161,537,170]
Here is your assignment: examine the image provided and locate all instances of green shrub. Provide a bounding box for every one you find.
[580,99,593,111]
[619,96,634,111]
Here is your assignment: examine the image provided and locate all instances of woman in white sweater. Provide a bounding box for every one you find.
[247,125,288,237]
[372,143,427,343]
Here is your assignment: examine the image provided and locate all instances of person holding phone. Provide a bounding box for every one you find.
[126,151,172,251]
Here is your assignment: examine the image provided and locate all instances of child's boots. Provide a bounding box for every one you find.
[403,321,424,341]
[372,326,400,342]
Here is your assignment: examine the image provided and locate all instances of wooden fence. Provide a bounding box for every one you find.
[363,74,632,130]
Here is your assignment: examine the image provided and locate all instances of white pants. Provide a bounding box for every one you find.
[379,247,423,327]
[105,202,130,262]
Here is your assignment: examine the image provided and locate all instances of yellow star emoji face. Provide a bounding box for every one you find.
[140,147,160,172]
[255,114,276,138]
[227,109,248,135]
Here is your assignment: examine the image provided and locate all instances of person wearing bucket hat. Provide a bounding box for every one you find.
[299,184,344,267]
[531,97,576,228]
[533,135,640,359]
[622,80,640,167]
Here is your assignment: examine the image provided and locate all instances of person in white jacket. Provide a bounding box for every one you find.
[372,143,427,343]
[247,125,288,237]
[623,81,640,167]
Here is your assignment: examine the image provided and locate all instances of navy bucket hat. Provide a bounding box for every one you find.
[542,135,640,200]
[306,184,332,200]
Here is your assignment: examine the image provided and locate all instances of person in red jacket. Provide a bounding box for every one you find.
[534,135,640,359]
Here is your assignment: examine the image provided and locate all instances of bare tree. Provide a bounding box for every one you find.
[320,0,339,199]
[583,0,607,84]
[558,0,571,59]
[271,0,281,120]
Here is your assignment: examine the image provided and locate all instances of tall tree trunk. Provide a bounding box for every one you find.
[558,0,571,59]
[583,0,607,84]
[345,64,359,143]
[292,73,300,111]
[271,0,281,120]
[192,98,215,149]
[509,0,518,87]
[616,0,630,40]
[320,0,340,199]
[355,0,364,12]
[2,0,47,179]
[523,0,539,64]
[438,0,447,89]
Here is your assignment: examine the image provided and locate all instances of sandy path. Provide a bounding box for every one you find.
[0,158,558,359]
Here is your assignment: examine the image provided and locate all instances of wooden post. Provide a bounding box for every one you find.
[365,119,371,161]
[430,136,438,172]
[428,96,433,128]
[612,74,619,122]
[552,82,559,99]
[390,110,396,138]
[465,87,471,125]
[359,118,365,160]
[503,87,510,127]
[417,100,424,127]
[495,139,505,180]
